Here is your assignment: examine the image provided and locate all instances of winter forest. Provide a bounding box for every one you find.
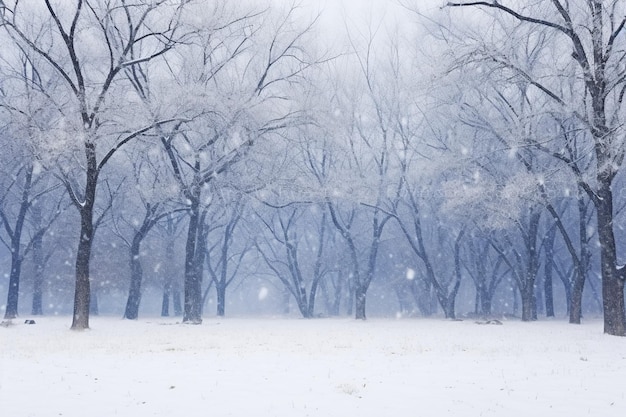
[1,0,626,336]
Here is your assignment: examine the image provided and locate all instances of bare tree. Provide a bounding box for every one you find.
[157,213,185,317]
[255,203,329,318]
[104,143,184,320]
[0,47,65,319]
[126,3,320,323]
[28,196,66,316]
[203,196,253,317]
[0,0,190,329]
[0,161,33,319]
[448,0,626,335]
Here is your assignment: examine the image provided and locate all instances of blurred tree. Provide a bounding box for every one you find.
[0,0,191,329]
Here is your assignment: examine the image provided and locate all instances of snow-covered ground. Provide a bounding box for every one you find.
[1,316,625,417]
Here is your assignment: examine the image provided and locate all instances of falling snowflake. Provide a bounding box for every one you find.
[406,268,415,280]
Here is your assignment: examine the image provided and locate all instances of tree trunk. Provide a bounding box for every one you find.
[441,296,455,319]
[161,283,170,317]
[321,273,342,316]
[295,297,310,319]
[353,217,384,321]
[3,236,24,320]
[2,179,30,319]
[90,288,99,316]
[480,288,492,316]
[3,165,33,320]
[519,212,541,322]
[161,233,176,317]
[544,226,556,318]
[354,284,367,320]
[4,255,23,319]
[306,276,320,318]
[124,241,143,320]
[520,284,537,322]
[173,282,183,316]
[31,231,44,315]
[443,232,464,320]
[586,6,625,336]
[535,278,545,317]
[569,273,584,324]
[70,141,98,330]
[216,283,226,317]
[596,182,626,335]
[182,197,202,324]
[553,260,572,315]
[282,285,291,314]
[71,206,94,329]
[570,189,592,324]
[544,272,554,317]
[512,282,519,316]
[306,212,325,318]
[333,275,343,316]
[436,290,456,319]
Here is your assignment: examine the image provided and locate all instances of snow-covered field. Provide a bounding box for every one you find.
[1,316,625,417]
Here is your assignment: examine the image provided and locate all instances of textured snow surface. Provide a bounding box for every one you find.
[1,317,625,416]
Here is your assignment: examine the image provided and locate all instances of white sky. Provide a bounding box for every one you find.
[274,0,447,39]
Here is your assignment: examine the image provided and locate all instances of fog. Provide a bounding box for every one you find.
[0,0,624,336]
